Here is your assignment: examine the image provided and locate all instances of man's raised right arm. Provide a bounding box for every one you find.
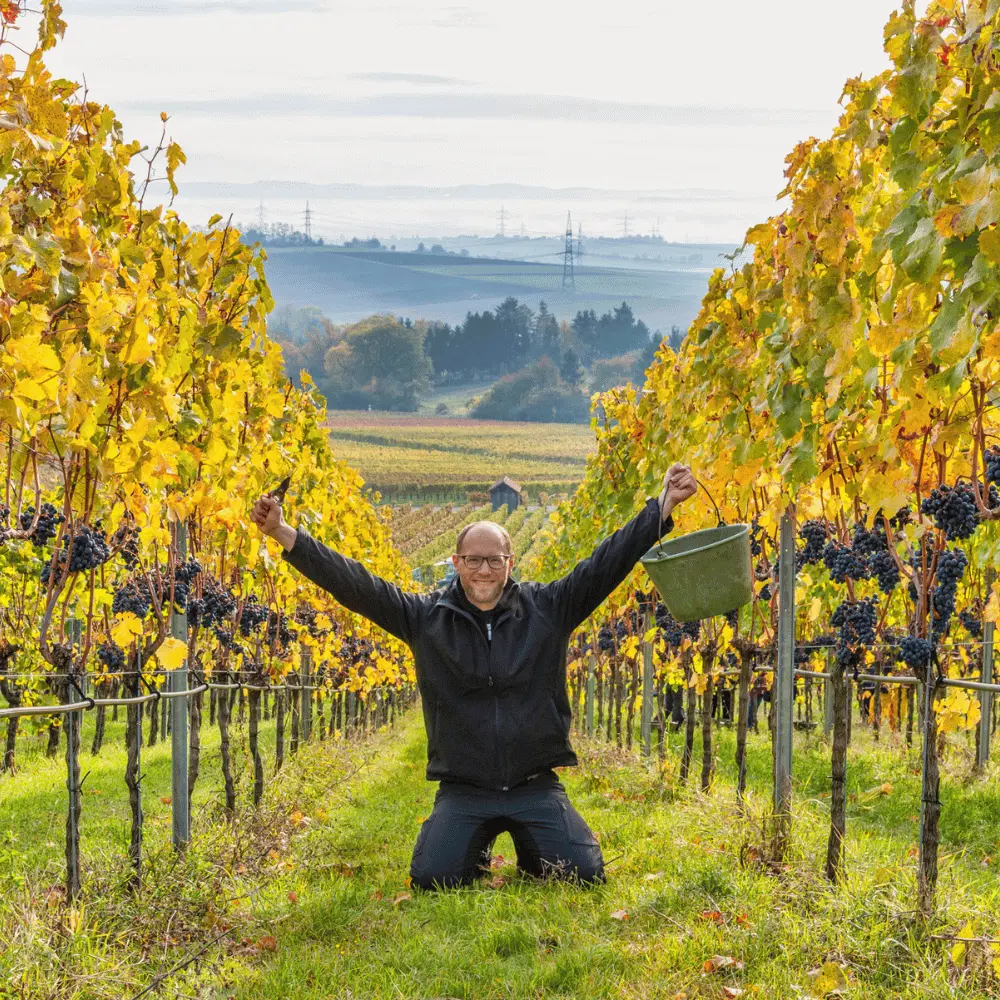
[252,495,420,645]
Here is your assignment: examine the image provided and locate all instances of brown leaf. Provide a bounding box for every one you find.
[722,988,744,998]
[287,891,298,904]
[257,935,278,952]
[160,796,171,805]
[490,853,505,869]
[392,892,412,905]
[703,955,744,973]
[700,909,725,924]
[610,909,629,921]
[487,875,506,889]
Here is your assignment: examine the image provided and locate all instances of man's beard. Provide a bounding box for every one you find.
[466,577,505,605]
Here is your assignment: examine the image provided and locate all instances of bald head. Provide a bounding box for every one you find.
[455,520,513,555]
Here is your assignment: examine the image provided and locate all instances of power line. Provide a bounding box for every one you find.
[498,204,507,237]
[561,211,575,291]
[303,201,313,241]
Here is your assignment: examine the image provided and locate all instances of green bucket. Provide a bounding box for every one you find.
[640,523,753,622]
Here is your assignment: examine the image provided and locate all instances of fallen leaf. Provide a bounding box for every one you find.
[490,854,505,869]
[808,961,848,995]
[160,796,171,805]
[644,871,665,881]
[289,810,305,826]
[723,988,745,998]
[392,892,412,905]
[704,955,744,973]
[257,935,278,952]
[700,910,725,924]
[487,875,505,889]
[610,909,629,921]
[287,891,298,904]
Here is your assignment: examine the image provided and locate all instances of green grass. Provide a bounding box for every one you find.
[2,705,1000,999]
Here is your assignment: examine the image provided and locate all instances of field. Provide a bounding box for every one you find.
[5,706,1000,999]
[261,245,712,333]
[388,500,558,581]
[325,412,595,501]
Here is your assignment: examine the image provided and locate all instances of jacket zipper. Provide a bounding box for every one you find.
[438,599,512,790]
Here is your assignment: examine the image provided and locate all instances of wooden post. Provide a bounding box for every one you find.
[824,649,834,735]
[773,506,796,844]
[170,523,190,851]
[301,650,312,744]
[640,632,654,757]
[978,570,995,772]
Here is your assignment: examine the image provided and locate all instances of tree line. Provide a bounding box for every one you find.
[272,298,684,420]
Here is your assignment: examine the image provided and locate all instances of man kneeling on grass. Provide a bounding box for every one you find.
[251,463,696,891]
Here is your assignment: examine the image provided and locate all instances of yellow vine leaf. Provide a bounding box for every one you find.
[155,637,187,671]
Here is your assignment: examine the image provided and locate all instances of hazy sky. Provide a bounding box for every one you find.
[33,1,928,239]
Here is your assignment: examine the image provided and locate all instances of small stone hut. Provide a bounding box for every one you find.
[489,476,522,513]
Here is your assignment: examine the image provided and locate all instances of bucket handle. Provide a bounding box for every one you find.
[655,476,725,554]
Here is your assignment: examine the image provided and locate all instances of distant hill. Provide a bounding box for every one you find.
[261,245,721,333]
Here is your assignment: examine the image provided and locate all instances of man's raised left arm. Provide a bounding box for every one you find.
[541,463,697,634]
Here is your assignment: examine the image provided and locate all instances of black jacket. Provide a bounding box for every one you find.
[282,497,672,790]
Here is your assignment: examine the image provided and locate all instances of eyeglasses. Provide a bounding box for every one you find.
[456,554,512,570]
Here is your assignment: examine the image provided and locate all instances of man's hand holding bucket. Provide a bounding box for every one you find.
[659,463,697,521]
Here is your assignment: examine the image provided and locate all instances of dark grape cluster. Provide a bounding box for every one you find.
[597,625,615,652]
[654,602,683,647]
[111,520,140,569]
[169,558,202,612]
[19,502,64,547]
[749,518,762,557]
[96,641,125,673]
[958,609,983,639]
[724,609,739,628]
[870,550,900,594]
[822,541,871,583]
[0,503,9,524]
[986,446,1000,487]
[897,635,932,670]
[931,547,968,635]
[831,597,878,665]
[41,524,111,583]
[852,522,888,557]
[921,483,980,540]
[634,589,655,615]
[295,605,333,639]
[187,579,236,629]
[67,524,110,571]
[267,610,296,650]
[681,619,701,641]
[239,595,269,635]
[799,519,829,564]
[758,583,771,601]
[213,626,245,657]
[113,578,153,618]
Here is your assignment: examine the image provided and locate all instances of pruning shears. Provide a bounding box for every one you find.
[267,475,291,505]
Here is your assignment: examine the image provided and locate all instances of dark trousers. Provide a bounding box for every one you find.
[409,769,604,891]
